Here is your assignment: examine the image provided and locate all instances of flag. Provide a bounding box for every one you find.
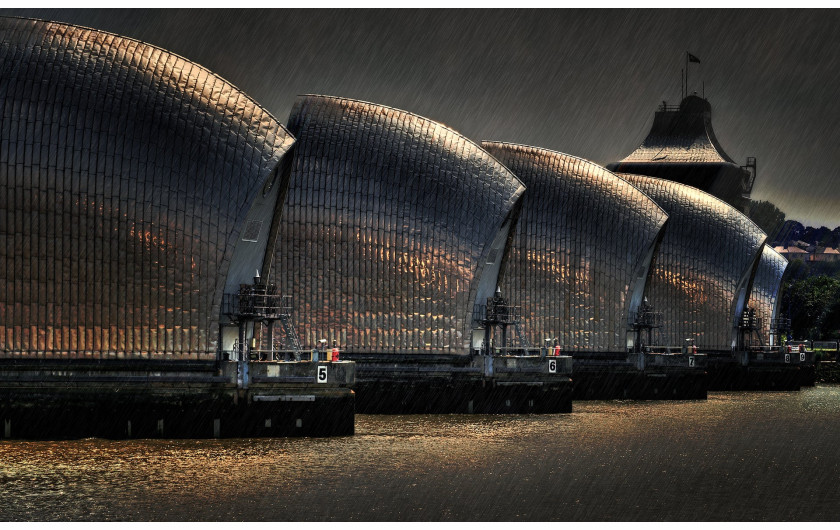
[687,53,701,64]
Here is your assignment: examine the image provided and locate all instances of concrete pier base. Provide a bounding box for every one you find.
[800,364,816,387]
[0,360,355,440]
[707,351,801,391]
[799,349,817,387]
[349,354,573,414]
[355,378,573,414]
[816,359,840,384]
[572,352,708,400]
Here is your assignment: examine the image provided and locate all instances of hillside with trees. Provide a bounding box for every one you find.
[747,200,840,341]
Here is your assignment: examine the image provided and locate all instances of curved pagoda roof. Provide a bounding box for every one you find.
[613,95,737,164]
[608,95,753,212]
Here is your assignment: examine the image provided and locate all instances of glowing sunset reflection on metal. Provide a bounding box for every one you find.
[482,143,668,352]
[268,96,524,354]
[620,174,767,350]
[0,18,293,358]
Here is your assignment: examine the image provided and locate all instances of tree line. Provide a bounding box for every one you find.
[748,199,840,248]
[746,200,840,341]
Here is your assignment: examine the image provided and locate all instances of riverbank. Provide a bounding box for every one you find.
[816,359,840,384]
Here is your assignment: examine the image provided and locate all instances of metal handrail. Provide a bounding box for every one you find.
[222,292,293,320]
[632,309,663,329]
[770,317,791,332]
[643,345,695,354]
[472,303,522,324]
[658,103,681,112]
[746,345,787,353]
[493,346,543,356]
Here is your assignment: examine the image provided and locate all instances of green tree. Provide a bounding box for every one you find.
[781,274,840,340]
[748,200,786,240]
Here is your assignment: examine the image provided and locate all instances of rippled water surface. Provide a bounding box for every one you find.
[3,387,840,521]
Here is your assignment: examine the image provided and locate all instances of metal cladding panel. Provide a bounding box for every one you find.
[607,162,751,215]
[0,17,294,358]
[271,95,525,354]
[482,143,668,353]
[619,174,767,351]
[749,245,788,343]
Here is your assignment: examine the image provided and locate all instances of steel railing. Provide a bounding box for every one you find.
[472,303,522,324]
[222,292,293,320]
[632,310,663,328]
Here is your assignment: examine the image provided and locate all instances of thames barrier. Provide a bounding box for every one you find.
[0,16,807,439]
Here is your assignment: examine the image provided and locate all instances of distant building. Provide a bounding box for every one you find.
[773,245,808,258]
[773,245,840,262]
[813,247,840,261]
[608,95,755,213]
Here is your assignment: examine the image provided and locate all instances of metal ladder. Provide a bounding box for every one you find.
[279,313,302,353]
[513,321,530,348]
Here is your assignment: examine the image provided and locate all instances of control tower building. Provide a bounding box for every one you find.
[608,94,756,213]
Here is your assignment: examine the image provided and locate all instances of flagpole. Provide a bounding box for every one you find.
[684,52,688,100]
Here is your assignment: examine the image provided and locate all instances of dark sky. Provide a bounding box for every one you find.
[4,8,840,227]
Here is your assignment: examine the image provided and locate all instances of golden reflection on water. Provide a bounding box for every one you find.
[3,387,840,521]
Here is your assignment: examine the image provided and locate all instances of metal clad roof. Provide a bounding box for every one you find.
[268,95,525,354]
[0,17,294,357]
[483,142,668,352]
[608,96,752,212]
[749,245,789,344]
[616,96,735,165]
[620,174,767,351]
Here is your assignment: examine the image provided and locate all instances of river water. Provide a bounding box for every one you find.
[2,386,840,521]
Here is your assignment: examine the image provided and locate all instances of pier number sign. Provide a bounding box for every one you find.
[688,356,695,368]
[784,354,790,364]
[548,359,557,374]
[317,365,328,383]
[800,352,806,362]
